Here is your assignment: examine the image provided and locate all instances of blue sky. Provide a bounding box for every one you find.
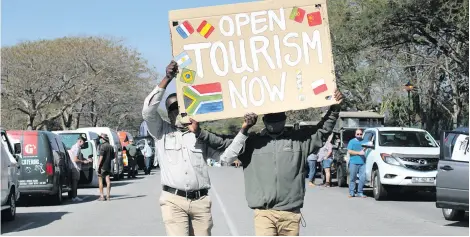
[1,0,258,95]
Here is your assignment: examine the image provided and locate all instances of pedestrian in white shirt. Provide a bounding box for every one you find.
[142,60,235,236]
[68,136,91,202]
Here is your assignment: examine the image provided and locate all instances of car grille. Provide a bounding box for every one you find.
[400,157,439,163]
[404,164,438,171]
[399,157,438,171]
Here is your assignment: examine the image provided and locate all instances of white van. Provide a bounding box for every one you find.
[1,128,21,221]
[76,127,124,180]
[52,130,100,187]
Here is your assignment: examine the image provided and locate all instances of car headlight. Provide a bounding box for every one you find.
[380,153,402,166]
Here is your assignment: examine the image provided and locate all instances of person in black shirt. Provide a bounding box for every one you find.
[98,133,114,201]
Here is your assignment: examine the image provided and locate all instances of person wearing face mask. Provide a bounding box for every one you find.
[347,129,368,198]
[211,90,343,236]
[141,60,239,236]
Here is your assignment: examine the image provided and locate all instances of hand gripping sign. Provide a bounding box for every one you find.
[169,0,337,122]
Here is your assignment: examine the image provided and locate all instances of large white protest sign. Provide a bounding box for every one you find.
[169,0,337,122]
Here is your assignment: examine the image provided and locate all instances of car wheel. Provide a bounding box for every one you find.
[372,169,388,201]
[1,190,16,221]
[442,208,466,221]
[53,184,63,205]
[337,165,347,187]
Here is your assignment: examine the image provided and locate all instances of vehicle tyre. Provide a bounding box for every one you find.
[53,184,63,205]
[372,169,388,201]
[442,208,466,221]
[2,189,16,221]
[337,164,347,187]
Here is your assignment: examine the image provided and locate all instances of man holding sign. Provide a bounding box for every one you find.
[141,61,236,236]
[194,90,343,236]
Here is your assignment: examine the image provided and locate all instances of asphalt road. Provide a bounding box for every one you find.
[1,167,468,236]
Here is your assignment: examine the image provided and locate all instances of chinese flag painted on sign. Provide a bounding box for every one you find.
[307,11,322,27]
[289,7,305,23]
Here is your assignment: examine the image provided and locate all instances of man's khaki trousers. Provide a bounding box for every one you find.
[254,209,301,236]
[160,191,213,236]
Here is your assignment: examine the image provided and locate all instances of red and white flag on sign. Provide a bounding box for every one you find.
[311,79,328,95]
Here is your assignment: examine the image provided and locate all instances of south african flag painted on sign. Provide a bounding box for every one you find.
[183,82,224,115]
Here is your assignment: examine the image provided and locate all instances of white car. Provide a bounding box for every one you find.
[1,128,21,221]
[76,127,124,180]
[361,127,440,200]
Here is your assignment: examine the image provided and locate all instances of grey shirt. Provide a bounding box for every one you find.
[142,87,230,191]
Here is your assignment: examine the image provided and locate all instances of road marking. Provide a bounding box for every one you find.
[210,184,239,236]
[11,221,34,233]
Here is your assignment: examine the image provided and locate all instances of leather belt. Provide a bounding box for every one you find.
[163,185,208,200]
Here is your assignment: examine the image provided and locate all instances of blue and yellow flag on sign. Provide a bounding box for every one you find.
[180,68,196,84]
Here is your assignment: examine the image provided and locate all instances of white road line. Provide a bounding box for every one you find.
[210,184,239,236]
[10,221,34,233]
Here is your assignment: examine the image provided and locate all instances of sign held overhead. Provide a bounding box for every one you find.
[169,0,337,122]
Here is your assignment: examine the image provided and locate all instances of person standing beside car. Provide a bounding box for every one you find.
[125,139,138,179]
[347,129,367,198]
[317,134,334,187]
[306,152,318,187]
[68,136,91,202]
[142,139,153,175]
[98,134,114,201]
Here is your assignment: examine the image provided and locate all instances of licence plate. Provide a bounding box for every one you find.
[411,177,434,183]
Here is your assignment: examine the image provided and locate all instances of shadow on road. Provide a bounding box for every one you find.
[107,181,133,187]
[110,194,147,201]
[17,194,98,207]
[444,213,469,228]
[1,211,69,234]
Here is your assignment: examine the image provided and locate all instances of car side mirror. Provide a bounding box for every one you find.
[362,144,375,149]
[14,143,21,154]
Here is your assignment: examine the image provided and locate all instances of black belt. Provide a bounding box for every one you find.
[163,185,208,200]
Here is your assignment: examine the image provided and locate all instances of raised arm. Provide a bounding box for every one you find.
[304,90,343,155]
[218,113,257,164]
[142,61,178,138]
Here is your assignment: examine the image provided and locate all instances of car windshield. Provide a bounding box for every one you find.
[378,131,438,147]
[59,133,83,149]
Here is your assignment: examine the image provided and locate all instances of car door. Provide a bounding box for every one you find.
[78,140,94,184]
[363,130,377,183]
[436,130,469,208]
[1,142,9,203]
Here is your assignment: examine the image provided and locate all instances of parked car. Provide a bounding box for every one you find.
[1,128,21,221]
[6,130,72,205]
[53,130,100,188]
[359,127,440,200]
[76,127,124,180]
[436,127,469,221]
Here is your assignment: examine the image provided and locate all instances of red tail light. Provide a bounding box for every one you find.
[46,162,53,176]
